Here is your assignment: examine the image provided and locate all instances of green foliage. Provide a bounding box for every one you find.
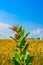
[10,25,34,65]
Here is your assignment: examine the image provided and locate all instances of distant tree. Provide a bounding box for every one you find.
[37,37,40,39]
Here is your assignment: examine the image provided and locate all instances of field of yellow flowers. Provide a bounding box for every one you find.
[0,39,43,65]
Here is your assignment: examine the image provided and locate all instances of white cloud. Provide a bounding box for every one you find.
[31,28,43,35]
[0,22,10,30]
[29,28,43,38]
[0,22,13,38]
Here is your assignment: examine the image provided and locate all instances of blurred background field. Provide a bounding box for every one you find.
[0,39,43,65]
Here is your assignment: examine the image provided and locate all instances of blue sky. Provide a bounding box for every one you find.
[0,0,43,38]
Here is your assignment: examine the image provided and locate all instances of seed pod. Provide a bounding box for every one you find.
[15,33,19,39]
[12,26,18,32]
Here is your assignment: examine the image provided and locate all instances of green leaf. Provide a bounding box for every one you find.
[24,32,30,39]
[10,36,17,42]
[18,26,25,36]
[24,51,30,61]
[13,48,21,64]
[22,44,29,54]
[14,48,20,57]
[20,27,24,36]
[18,37,25,48]
[25,55,34,65]
[20,54,25,62]
[9,27,13,30]
[12,57,20,65]
[28,63,32,65]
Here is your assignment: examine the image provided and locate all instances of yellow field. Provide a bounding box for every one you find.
[0,39,43,65]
